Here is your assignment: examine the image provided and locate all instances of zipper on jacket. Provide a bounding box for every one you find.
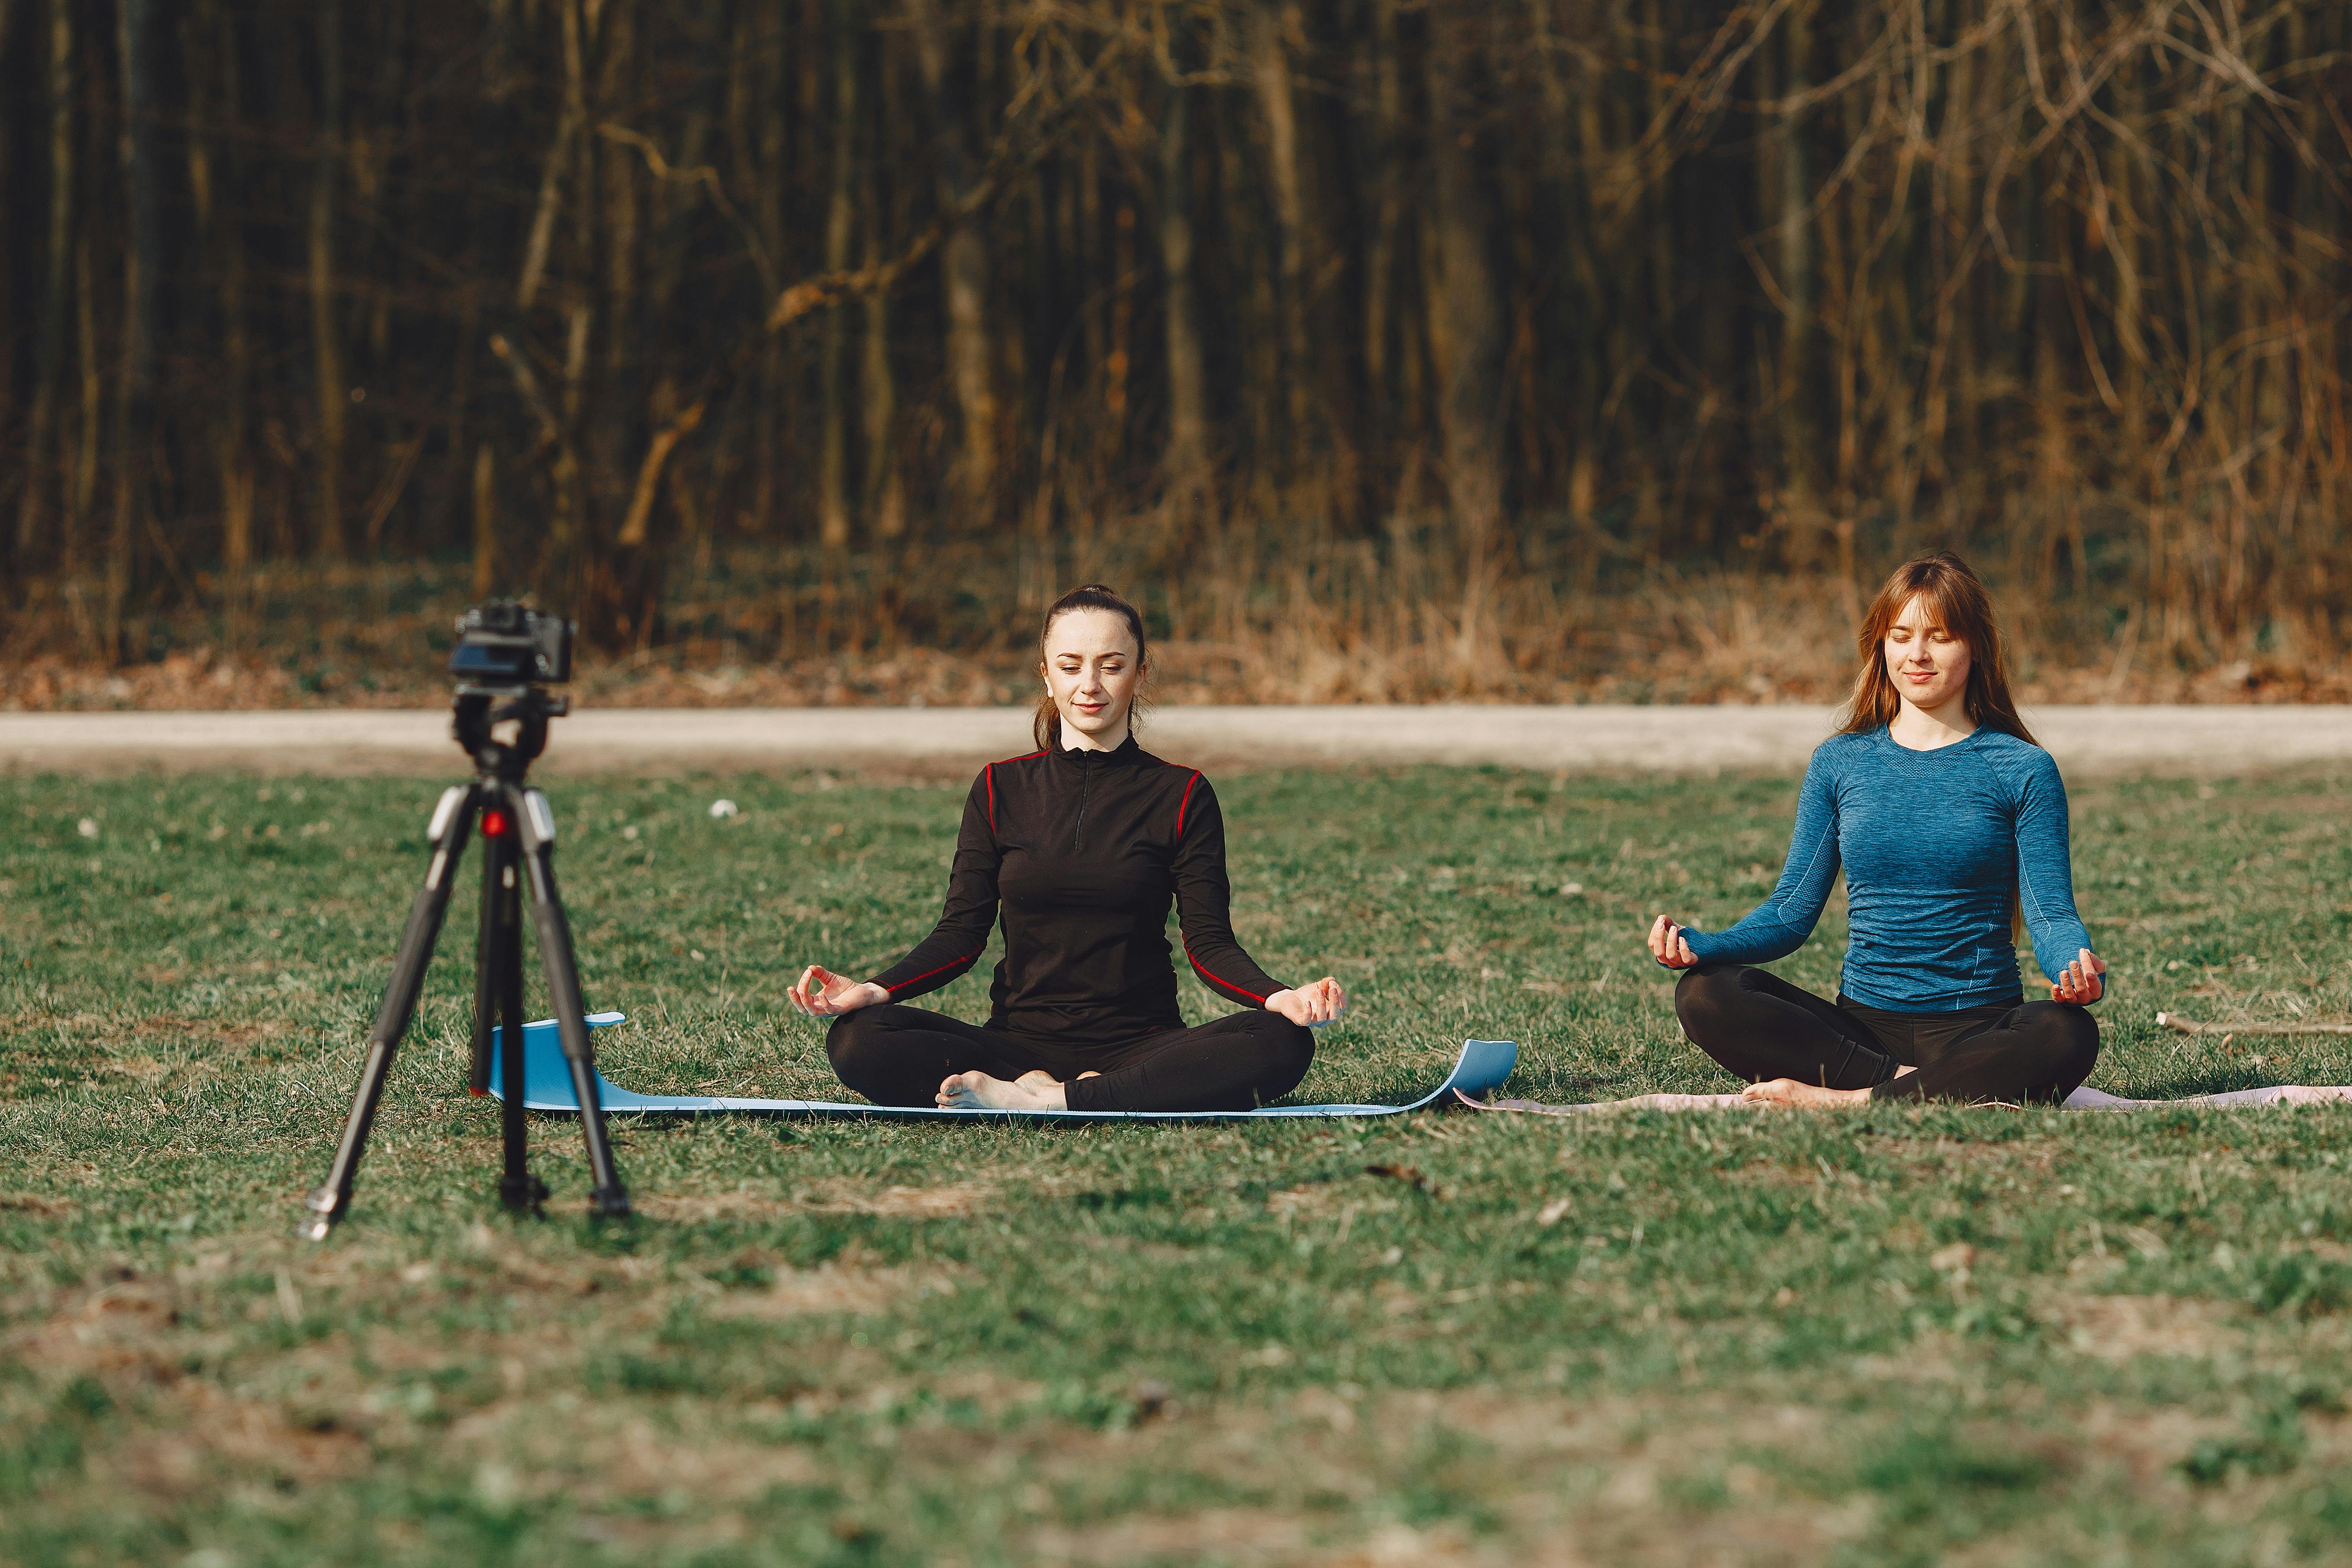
[1073,750,1092,851]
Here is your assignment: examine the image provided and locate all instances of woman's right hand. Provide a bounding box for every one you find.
[789,965,889,1017]
[1646,915,1698,970]
[1267,976,1347,1028]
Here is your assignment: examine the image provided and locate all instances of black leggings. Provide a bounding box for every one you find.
[826,1004,1315,1113]
[1675,963,2099,1105]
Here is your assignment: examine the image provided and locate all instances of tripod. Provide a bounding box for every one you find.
[299,686,631,1240]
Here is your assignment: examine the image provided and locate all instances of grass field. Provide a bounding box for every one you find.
[5,761,2352,1566]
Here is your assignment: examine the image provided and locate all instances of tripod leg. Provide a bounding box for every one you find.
[300,785,481,1241]
[510,784,632,1218]
[466,808,504,1097]
[482,819,547,1213]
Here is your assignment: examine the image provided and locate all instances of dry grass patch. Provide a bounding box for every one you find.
[5,1275,187,1377]
[1864,1133,2065,1183]
[799,1177,1000,1218]
[1008,1388,1867,1568]
[635,1178,998,1221]
[5,1274,373,1499]
[1725,1160,1825,1191]
[131,1014,296,1048]
[107,1377,375,1497]
[632,1187,806,1223]
[1029,1508,1316,1565]
[706,1257,963,1320]
[2045,1293,2245,1362]
[0,1191,75,1216]
[452,1405,831,1507]
[1265,1182,1396,1222]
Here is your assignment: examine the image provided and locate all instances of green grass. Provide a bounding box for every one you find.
[4,763,2352,1566]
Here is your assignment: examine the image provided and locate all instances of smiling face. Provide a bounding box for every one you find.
[1881,592,1974,717]
[1041,607,1142,750]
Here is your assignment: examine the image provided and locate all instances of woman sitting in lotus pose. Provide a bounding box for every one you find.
[1646,551,2105,1107]
[789,583,1345,1112]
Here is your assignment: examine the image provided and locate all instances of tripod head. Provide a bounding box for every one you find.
[453,686,570,779]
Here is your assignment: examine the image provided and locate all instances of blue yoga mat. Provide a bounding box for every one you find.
[486,1014,1517,1122]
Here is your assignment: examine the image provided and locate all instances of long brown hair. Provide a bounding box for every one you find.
[1838,552,2037,747]
[1033,583,1150,750]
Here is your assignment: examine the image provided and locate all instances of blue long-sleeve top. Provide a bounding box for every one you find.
[1679,726,2099,1012]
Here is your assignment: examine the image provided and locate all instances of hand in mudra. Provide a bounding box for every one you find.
[2050,947,2106,1005]
[1268,977,1346,1028]
[1647,914,1698,969]
[789,964,887,1017]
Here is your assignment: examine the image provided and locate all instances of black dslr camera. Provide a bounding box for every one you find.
[449,602,574,691]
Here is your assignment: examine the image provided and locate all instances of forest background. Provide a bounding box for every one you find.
[0,0,2345,710]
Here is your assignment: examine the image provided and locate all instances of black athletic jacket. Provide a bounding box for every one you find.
[867,737,1290,1047]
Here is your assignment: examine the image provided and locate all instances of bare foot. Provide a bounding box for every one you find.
[937,1071,1068,1110]
[1742,1077,1874,1108]
[1011,1068,1095,1091]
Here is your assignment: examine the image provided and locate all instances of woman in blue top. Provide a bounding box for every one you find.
[1646,552,2107,1107]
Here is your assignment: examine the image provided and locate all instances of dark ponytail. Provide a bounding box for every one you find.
[1033,583,1149,750]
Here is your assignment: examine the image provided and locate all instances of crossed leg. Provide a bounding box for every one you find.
[828,1004,1314,1113]
[1675,963,2099,1108]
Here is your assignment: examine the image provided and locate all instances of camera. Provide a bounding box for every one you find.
[449,602,574,689]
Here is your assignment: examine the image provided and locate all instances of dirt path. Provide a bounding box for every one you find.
[4,704,2345,776]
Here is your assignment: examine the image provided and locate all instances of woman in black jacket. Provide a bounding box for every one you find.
[788,584,1345,1111]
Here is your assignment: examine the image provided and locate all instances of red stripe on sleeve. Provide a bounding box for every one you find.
[985,750,1047,836]
[1184,942,1271,1004]
[877,946,985,997]
[1175,770,1202,838]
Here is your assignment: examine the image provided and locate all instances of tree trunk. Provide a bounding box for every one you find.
[545,0,593,586]
[860,252,905,540]
[1216,34,1282,516]
[749,0,786,536]
[578,0,673,651]
[1157,34,1209,502]
[861,11,906,543]
[816,0,858,548]
[308,0,347,561]
[594,0,638,545]
[0,0,17,526]
[1422,4,1504,657]
[472,443,498,596]
[1075,132,1099,424]
[71,231,99,576]
[1104,199,1134,466]
[1250,3,1316,484]
[908,0,999,519]
[185,0,255,621]
[14,0,74,569]
[106,0,166,657]
[1765,3,1816,524]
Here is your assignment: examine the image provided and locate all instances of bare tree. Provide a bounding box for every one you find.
[1421,3,1504,652]
[1156,14,1210,503]
[908,0,1002,519]
[307,0,346,561]
[14,0,74,571]
[106,0,166,654]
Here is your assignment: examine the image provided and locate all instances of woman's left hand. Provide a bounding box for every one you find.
[1268,977,1347,1028]
[2051,948,2106,1005]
